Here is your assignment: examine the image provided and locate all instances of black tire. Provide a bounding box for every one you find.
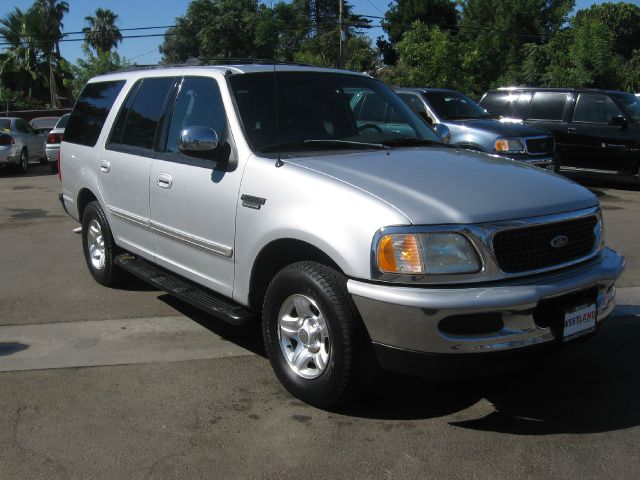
[262,261,376,408]
[39,156,48,165]
[81,201,126,287]
[17,149,28,174]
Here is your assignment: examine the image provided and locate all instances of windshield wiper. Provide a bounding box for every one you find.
[260,139,387,153]
[381,137,444,147]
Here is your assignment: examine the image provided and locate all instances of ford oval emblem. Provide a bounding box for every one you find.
[550,235,569,248]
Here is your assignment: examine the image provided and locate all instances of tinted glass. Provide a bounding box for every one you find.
[0,119,10,131]
[609,93,640,122]
[229,72,438,153]
[15,119,29,133]
[65,81,126,146]
[56,114,70,129]
[108,81,141,146]
[573,94,622,123]
[528,93,568,121]
[423,91,490,120]
[121,77,175,149]
[166,77,226,153]
[398,93,428,115]
[481,92,531,118]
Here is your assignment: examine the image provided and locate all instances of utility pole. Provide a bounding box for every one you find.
[338,0,346,69]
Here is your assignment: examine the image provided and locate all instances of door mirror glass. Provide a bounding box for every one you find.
[178,126,219,153]
[433,123,451,143]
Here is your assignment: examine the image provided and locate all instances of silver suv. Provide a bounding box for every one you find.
[60,64,624,408]
[396,88,556,168]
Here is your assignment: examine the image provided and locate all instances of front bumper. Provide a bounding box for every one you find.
[348,248,624,360]
[501,152,555,168]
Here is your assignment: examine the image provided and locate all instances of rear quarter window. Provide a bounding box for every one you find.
[65,80,126,147]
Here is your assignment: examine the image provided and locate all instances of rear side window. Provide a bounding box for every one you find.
[117,77,176,150]
[572,94,623,123]
[65,80,125,146]
[480,92,531,119]
[528,93,569,121]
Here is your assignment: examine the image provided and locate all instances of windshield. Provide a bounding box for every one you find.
[611,93,640,122]
[229,71,441,154]
[423,91,491,120]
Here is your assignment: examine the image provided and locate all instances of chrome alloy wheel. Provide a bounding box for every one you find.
[86,219,106,270]
[277,294,331,379]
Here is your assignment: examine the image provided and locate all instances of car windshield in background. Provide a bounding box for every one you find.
[611,92,640,122]
[0,119,10,131]
[423,91,491,120]
[229,71,441,153]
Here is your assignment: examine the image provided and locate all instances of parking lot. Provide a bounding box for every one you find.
[1,164,639,479]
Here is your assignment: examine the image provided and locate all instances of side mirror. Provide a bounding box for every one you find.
[433,123,451,143]
[178,126,219,154]
[609,116,628,128]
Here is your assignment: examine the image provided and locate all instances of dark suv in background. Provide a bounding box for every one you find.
[480,88,640,178]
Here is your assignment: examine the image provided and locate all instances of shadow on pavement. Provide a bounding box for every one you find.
[563,171,640,192]
[0,163,56,178]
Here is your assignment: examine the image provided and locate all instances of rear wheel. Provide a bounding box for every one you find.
[81,201,126,287]
[262,261,376,408]
[16,149,28,174]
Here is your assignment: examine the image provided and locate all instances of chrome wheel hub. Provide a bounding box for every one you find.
[277,294,330,379]
[87,219,106,270]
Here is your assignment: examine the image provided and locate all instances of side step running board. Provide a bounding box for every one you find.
[114,254,255,327]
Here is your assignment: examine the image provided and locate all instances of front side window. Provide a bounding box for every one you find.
[165,77,226,153]
[229,72,440,153]
[573,94,623,124]
[610,92,640,122]
[65,80,126,147]
[15,119,29,134]
[528,92,569,121]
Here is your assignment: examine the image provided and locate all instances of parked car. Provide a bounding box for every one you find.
[60,65,624,408]
[29,116,60,135]
[395,87,556,168]
[0,117,46,173]
[480,87,640,178]
[46,113,70,173]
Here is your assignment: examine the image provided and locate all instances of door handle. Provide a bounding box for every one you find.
[157,173,173,189]
[99,160,110,173]
[567,127,577,133]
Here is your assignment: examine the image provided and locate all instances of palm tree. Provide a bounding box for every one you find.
[33,0,69,107]
[83,8,123,54]
[0,8,45,99]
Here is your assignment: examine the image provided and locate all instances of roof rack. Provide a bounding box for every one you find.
[113,57,316,73]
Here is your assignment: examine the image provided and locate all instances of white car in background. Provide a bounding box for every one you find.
[46,113,70,173]
[0,117,46,174]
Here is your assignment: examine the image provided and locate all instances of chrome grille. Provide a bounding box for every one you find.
[526,137,554,154]
[492,216,597,273]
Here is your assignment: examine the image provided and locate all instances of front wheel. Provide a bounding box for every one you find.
[81,201,126,287]
[262,261,376,408]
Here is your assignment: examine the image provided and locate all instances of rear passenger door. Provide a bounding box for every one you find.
[523,92,574,157]
[101,76,177,259]
[566,93,636,171]
[149,76,241,297]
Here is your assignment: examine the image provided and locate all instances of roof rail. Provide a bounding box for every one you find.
[112,57,317,73]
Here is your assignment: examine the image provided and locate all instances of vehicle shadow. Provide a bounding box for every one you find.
[343,310,640,434]
[563,171,640,192]
[0,163,55,178]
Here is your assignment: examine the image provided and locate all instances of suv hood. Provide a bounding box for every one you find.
[446,118,549,137]
[285,148,597,225]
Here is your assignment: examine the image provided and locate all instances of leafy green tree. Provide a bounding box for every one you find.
[71,46,129,97]
[624,49,640,92]
[575,2,640,59]
[383,0,458,44]
[457,0,574,94]
[83,8,123,54]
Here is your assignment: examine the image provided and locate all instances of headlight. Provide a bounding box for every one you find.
[376,233,481,275]
[494,138,525,154]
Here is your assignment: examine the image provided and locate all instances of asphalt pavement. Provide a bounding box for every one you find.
[1,164,639,479]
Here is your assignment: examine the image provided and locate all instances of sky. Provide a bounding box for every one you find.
[1,0,637,65]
